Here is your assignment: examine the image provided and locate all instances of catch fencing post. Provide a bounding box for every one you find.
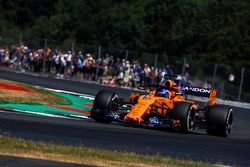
[163,52,168,64]
[70,42,75,76]
[154,53,158,84]
[16,33,22,71]
[238,67,245,101]
[71,42,75,54]
[125,49,128,62]
[181,57,186,76]
[154,53,158,69]
[212,63,218,88]
[19,33,22,45]
[95,46,102,81]
[42,39,47,74]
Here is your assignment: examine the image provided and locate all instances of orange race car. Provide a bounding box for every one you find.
[91,75,233,137]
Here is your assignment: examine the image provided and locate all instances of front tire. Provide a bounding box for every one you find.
[206,105,233,137]
[173,102,195,132]
[90,90,119,123]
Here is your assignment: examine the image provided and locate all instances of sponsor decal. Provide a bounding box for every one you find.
[182,86,211,94]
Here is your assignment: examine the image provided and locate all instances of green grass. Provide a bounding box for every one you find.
[0,135,217,167]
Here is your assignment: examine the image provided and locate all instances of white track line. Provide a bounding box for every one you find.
[43,87,95,100]
[19,110,89,119]
[0,108,89,120]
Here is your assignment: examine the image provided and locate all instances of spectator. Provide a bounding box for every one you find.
[149,66,155,85]
[45,47,52,73]
[0,47,4,64]
[140,63,150,86]
[164,65,173,75]
[83,53,95,80]
[3,50,10,67]
[71,51,80,78]
[64,50,72,77]
[77,53,84,80]
[123,61,131,87]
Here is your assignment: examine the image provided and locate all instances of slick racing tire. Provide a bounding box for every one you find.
[90,90,119,123]
[206,105,233,137]
[173,102,195,132]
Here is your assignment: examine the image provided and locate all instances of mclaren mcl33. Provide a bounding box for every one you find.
[91,75,233,137]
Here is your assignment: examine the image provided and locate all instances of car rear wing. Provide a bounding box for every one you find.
[181,85,217,106]
[181,85,211,97]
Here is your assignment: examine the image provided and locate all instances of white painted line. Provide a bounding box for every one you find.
[44,88,95,100]
[0,109,89,120]
[69,115,90,119]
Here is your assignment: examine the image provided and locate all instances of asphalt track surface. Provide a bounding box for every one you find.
[0,69,250,166]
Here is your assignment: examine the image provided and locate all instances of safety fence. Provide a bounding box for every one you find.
[0,33,249,102]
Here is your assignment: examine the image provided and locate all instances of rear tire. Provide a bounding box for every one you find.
[90,90,119,123]
[173,102,195,132]
[206,105,233,137]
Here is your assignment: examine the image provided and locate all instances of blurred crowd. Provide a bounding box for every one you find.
[0,43,176,88]
[0,43,211,89]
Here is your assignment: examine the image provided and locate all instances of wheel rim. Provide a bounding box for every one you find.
[110,95,119,111]
[225,109,233,135]
[187,106,195,131]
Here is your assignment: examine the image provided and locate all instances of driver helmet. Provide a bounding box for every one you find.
[157,88,169,98]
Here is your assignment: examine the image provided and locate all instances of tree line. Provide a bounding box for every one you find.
[0,0,249,66]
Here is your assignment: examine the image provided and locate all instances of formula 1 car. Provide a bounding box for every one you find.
[90,75,233,137]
